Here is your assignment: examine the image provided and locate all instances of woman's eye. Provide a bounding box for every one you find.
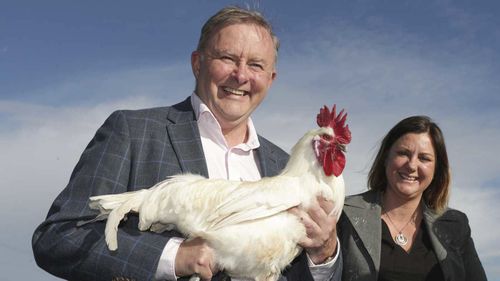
[397,150,408,156]
[420,156,432,162]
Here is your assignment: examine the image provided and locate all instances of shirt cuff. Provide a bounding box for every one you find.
[155,237,185,281]
[307,237,341,281]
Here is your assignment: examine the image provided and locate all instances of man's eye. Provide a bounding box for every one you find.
[221,56,234,62]
[249,63,264,71]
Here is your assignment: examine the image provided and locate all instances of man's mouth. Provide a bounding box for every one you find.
[223,87,247,96]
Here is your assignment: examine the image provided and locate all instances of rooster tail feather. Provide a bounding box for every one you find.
[89,190,147,251]
[76,213,109,227]
[89,191,142,213]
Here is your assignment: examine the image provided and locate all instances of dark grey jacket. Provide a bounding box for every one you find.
[339,190,487,281]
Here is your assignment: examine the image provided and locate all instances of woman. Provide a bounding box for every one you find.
[338,116,487,281]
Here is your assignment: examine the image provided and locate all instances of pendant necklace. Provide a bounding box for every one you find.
[383,207,417,247]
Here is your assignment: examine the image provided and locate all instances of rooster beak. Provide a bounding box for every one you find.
[337,143,347,153]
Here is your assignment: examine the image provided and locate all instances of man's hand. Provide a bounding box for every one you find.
[289,196,338,264]
[175,237,218,280]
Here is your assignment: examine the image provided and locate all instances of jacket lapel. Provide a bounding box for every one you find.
[256,136,281,177]
[166,98,209,177]
[343,191,382,272]
[422,205,451,280]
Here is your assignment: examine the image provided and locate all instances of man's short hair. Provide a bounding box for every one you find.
[196,6,279,56]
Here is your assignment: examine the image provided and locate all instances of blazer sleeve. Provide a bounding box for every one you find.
[459,213,487,281]
[437,209,487,281]
[32,110,179,281]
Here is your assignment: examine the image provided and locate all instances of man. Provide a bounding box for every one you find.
[32,6,341,281]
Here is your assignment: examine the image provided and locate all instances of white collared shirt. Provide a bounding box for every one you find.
[192,93,262,182]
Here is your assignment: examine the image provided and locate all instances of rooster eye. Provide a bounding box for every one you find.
[322,135,333,141]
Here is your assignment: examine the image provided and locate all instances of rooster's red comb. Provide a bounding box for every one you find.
[317,105,352,144]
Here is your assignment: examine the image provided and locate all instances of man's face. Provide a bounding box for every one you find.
[191,23,277,131]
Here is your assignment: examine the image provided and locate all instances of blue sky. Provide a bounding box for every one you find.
[1,1,499,280]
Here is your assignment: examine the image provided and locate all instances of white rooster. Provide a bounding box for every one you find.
[89,105,352,281]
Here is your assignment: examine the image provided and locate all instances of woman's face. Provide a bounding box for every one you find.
[385,132,436,201]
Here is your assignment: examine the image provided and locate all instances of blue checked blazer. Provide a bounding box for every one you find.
[33,97,338,281]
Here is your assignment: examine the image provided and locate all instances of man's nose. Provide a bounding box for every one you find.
[232,63,249,84]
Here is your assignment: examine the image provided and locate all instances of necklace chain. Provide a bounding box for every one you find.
[383,204,418,247]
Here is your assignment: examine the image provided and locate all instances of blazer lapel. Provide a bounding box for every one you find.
[166,98,209,177]
[256,136,281,177]
[422,206,451,280]
[343,191,382,272]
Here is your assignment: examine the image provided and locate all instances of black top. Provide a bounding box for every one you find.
[378,219,444,281]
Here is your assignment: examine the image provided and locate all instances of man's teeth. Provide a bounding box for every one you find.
[224,87,246,96]
[400,173,417,181]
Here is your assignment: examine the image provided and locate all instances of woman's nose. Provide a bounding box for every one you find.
[407,156,418,171]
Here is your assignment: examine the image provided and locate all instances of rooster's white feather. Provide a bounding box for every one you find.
[90,122,348,281]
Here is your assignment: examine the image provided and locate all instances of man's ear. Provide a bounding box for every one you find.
[191,51,201,79]
[266,69,277,88]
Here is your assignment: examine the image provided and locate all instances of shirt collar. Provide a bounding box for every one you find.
[190,93,260,150]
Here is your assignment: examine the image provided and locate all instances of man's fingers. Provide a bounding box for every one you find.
[176,237,218,279]
[196,266,213,281]
[289,206,313,225]
[306,203,327,225]
[290,198,340,264]
[298,236,314,248]
[307,197,337,228]
[317,196,335,214]
[193,253,215,280]
[287,206,302,216]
